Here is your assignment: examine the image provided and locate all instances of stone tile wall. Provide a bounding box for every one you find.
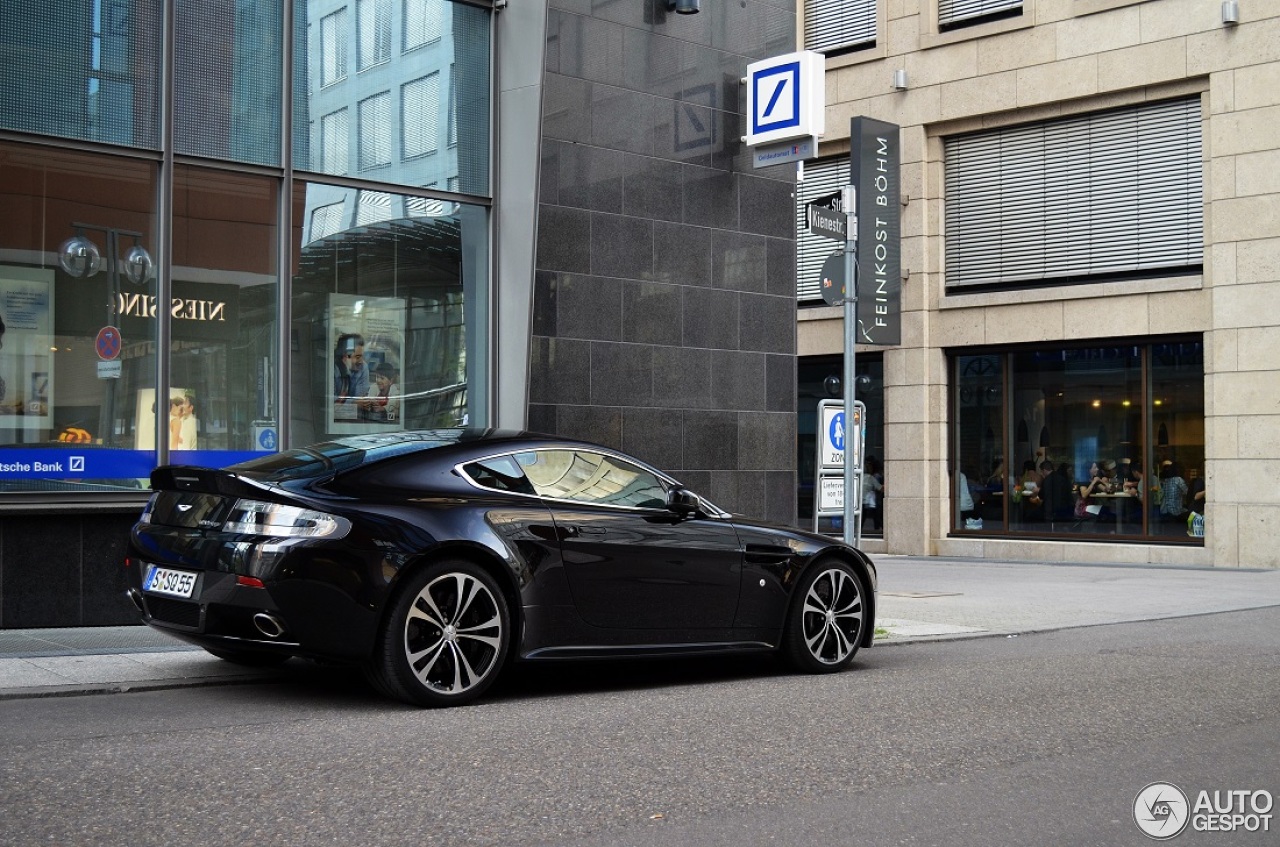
[530,0,800,525]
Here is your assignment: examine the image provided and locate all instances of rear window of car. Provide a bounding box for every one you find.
[230,433,459,482]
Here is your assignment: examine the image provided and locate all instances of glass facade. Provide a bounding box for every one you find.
[0,0,492,496]
[953,340,1205,541]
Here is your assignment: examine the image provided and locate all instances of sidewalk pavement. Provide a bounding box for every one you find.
[2,555,1279,701]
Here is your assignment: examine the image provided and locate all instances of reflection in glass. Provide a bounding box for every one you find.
[175,0,283,165]
[0,1,161,147]
[0,142,157,491]
[295,0,490,195]
[170,166,279,459]
[290,181,487,444]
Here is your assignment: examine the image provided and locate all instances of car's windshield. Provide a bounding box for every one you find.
[230,431,463,481]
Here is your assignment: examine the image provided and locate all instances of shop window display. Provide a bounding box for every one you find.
[289,181,488,444]
[0,143,158,491]
[953,341,1204,542]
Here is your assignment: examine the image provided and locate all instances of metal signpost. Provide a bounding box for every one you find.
[814,399,866,545]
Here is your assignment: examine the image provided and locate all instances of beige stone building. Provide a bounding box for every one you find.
[797,0,1278,566]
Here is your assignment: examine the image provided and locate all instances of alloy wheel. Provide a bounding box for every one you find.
[800,566,864,666]
[402,570,504,696]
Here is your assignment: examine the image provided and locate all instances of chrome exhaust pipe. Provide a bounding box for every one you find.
[126,589,145,613]
[252,612,286,639]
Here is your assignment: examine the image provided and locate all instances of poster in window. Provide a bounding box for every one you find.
[133,387,196,451]
[0,268,54,432]
[328,293,405,435]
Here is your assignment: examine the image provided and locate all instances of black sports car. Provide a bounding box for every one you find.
[126,430,877,706]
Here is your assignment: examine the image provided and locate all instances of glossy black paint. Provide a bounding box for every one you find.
[126,429,876,669]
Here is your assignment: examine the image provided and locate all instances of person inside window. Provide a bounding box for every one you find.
[862,455,884,531]
[1159,461,1189,523]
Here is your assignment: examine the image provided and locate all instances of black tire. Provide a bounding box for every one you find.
[203,646,292,667]
[370,559,510,707]
[781,559,867,673]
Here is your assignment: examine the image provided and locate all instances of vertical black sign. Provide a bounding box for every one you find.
[851,117,900,345]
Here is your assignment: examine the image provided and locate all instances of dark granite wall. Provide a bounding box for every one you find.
[531,0,799,525]
[0,512,138,628]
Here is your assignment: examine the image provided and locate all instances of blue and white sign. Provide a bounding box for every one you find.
[745,51,825,148]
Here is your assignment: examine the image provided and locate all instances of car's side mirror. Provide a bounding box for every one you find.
[665,487,702,517]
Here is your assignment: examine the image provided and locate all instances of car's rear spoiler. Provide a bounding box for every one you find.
[150,465,270,500]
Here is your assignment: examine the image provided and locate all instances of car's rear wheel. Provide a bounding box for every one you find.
[371,559,510,707]
[203,646,292,667]
[781,559,866,673]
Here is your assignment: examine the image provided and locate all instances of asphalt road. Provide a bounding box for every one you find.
[1,608,1277,847]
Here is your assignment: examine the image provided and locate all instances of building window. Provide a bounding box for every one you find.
[355,190,394,226]
[404,0,444,51]
[358,93,392,170]
[320,9,348,87]
[798,355,885,536]
[938,0,1022,30]
[321,108,349,175]
[357,0,392,69]
[291,182,487,442]
[310,202,346,241]
[952,340,1205,542]
[804,0,876,55]
[794,157,849,302]
[402,73,440,159]
[944,98,1203,292]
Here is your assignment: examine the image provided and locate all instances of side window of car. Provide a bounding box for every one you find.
[462,455,536,496]
[517,450,667,509]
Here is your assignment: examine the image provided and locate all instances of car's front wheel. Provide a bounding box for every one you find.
[781,559,867,673]
[370,560,510,707]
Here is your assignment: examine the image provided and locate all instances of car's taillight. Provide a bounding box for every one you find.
[139,493,158,524]
[222,499,350,539]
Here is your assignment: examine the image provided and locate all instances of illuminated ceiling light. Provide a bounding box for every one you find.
[1091,399,1101,408]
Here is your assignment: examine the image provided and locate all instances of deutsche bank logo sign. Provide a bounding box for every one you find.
[745,51,824,147]
[752,62,800,135]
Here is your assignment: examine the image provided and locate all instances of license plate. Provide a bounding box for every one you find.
[143,565,199,599]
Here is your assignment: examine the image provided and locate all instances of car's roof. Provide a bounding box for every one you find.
[226,429,662,484]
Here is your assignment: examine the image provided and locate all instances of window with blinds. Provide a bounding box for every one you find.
[804,0,876,54]
[310,202,346,242]
[402,74,440,159]
[358,0,392,69]
[404,0,445,51]
[358,93,392,169]
[944,97,1203,292]
[795,158,850,302]
[938,0,1022,29]
[321,9,347,87]
[321,109,349,175]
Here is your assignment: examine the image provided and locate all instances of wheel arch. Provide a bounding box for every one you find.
[789,546,877,649]
[376,541,526,657]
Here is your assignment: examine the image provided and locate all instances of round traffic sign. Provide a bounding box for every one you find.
[95,326,123,361]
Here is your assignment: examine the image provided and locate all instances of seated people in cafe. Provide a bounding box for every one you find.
[1158,461,1189,523]
[1077,459,1118,522]
[1031,459,1074,523]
